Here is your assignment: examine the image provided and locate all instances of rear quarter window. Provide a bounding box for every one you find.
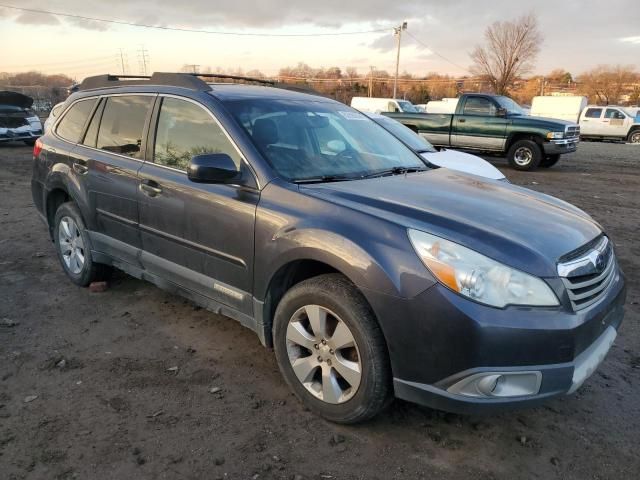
[56,99,97,143]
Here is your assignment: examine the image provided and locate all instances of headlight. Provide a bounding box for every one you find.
[546,131,564,139]
[408,230,559,308]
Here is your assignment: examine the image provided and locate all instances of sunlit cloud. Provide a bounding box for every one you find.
[620,36,640,44]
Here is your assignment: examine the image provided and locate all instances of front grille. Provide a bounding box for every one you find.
[566,125,580,138]
[559,237,617,311]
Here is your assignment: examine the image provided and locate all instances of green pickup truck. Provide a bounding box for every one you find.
[383,93,580,170]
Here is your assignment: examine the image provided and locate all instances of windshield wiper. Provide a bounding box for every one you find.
[293,174,355,184]
[360,166,427,179]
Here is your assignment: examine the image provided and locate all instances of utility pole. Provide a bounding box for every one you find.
[393,22,407,99]
[118,49,126,75]
[138,45,150,75]
[369,66,375,97]
[540,76,546,96]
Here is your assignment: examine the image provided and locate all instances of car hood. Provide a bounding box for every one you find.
[421,149,505,181]
[300,169,601,277]
[511,114,576,129]
[0,91,33,109]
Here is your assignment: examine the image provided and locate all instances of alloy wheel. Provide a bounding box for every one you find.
[514,146,533,166]
[630,131,640,144]
[58,216,85,274]
[285,305,362,404]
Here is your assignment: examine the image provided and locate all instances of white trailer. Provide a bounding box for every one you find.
[424,98,459,114]
[530,96,588,123]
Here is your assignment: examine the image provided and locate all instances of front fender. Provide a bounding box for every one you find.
[253,181,435,301]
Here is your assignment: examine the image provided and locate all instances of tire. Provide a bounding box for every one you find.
[507,139,542,171]
[23,139,36,146]
[540,154,561,168]
[53,202,111,286]
[628,129,640,144]
[273,274,392,423]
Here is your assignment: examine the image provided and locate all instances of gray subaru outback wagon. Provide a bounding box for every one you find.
[31,73,625,423]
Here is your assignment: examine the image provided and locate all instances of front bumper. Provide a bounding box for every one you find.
[543,137,579,155]
[0,127,42,143]
[362,267,626,414]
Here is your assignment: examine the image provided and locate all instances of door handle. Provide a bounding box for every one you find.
[458,118,466,123]
[72,160,89,175]
[139,180,162,197]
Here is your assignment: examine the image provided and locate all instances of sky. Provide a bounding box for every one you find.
[1,0,639,81]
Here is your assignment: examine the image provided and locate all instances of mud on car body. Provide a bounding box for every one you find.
[31,73,625,423]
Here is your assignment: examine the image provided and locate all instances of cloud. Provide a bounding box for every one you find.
[15,12,59,26]
[620,36,640,44]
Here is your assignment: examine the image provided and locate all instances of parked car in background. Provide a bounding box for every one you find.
[383,93,579,170]
[530,96,588,123]
[350,96,419,113]
[32,73,625,423]
[579,106,640,143]
[366,112,507,182]
[0,91,43,145]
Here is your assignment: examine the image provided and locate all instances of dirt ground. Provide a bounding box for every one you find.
[1,141,639,480]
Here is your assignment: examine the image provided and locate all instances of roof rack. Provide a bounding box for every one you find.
[77,71,326,98]
[79,72,275,91]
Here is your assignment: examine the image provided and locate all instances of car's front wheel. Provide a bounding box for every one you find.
[628,129,640,144]
[507,139,542,171]
[273,274,391,423]
[53,202,111,286]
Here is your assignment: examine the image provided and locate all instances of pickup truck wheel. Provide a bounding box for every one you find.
[507,140,542,171]
[273,274,391,424]
[540,154,561,168]
[628,130,640,144]
[53,202,112,286]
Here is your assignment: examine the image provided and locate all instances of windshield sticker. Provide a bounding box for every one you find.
[338,111,367,121]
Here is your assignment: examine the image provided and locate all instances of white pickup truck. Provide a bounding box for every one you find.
[579,105,640,143]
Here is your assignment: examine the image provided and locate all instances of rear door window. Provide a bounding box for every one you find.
[584,108,603,118]
[604,108,625,119]
[97,96,153,159]
[462,97,496,116]
[56,98,97,143]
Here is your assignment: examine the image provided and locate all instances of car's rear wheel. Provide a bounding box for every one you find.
[628,130,640,144]
[507,139,542,171]
[53,202,111,286]
[540,154,561,168]
[273,274,391,423]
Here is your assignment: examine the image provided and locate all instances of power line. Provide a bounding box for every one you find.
[405,31,472,74]
[0,4,393,37]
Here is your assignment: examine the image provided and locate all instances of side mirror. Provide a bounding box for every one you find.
[496,107,507,117]
[188,153,240,184]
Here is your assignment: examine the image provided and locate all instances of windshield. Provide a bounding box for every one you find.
[397,100,419,113]
[373,116,437,153]
[495,96,525,115]
[224,99,426,182]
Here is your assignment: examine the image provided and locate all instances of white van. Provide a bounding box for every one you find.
[350,97,419,114]
[424,98,459,114]
[530,96,588,123]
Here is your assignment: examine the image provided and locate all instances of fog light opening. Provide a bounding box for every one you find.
[447,371,542,398]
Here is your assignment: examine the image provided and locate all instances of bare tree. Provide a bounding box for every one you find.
[578,65,637,105]
[470,13,542,95]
